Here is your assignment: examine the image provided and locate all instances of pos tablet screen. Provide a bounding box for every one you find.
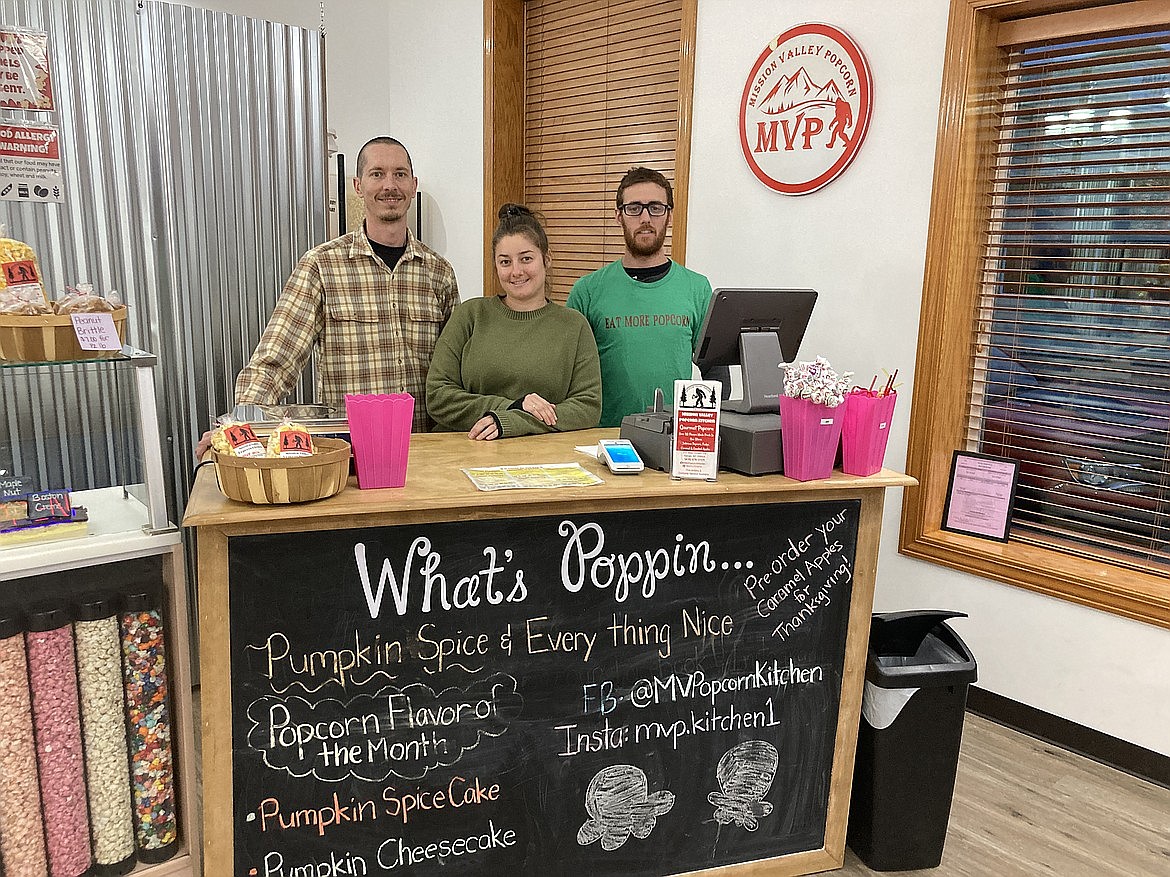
[693,287,818,414]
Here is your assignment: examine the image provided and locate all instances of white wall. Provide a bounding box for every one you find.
[188,0,1170,756]
[687,0,1170,757]
[182,0,484,299]
[380,1,483,301]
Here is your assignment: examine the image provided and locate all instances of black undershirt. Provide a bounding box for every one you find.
[624,260,672,283]
[369,237,408,272]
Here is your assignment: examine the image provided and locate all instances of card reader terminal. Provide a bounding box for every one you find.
[598,439,645,474]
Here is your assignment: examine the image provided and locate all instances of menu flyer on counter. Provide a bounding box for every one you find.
[671,379,721,481]
[462,462,604,491]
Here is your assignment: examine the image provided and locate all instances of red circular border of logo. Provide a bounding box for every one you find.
[738,22,874,195]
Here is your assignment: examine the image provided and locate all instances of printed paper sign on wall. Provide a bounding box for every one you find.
[0,123,64,203]
[0,28,53,111]
[739,23,873,195]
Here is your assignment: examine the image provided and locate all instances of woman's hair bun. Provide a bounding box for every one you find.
[498,202,533,220]
[491,202,550,261]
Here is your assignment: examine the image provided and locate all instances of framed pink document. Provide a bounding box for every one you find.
[941,450,1020,542]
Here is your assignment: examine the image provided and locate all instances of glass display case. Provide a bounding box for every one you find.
[0,348,172,575]
[0,348,200,876]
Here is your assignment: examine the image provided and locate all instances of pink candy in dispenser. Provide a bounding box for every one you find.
[25,604,94,877]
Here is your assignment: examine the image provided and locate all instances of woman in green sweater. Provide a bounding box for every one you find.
[426,204,602,439]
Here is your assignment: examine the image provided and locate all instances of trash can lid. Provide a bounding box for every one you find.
[866,610,977,688]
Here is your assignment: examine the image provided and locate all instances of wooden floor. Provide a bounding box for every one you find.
[829,714,1170,876]
[191,699,1170,876]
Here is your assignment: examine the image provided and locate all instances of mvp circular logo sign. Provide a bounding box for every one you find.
[739,23,873,195]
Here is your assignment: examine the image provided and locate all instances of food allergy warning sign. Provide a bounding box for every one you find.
[0,123,63,203]
[0,28,53,111]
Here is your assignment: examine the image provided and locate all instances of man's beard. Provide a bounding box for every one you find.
[624,223,667,258]
[371,198,408,223]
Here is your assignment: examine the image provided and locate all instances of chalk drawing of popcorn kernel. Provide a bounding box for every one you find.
[708,740,779,830]
[577,764,675,851]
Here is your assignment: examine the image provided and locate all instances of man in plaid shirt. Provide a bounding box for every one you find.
[233,136,460,434]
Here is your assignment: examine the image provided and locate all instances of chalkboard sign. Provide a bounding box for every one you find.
[27,489,71,520]
[0,474,32,498]
[228,500,860,876]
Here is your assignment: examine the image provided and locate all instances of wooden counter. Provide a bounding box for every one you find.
[185,428,914,877]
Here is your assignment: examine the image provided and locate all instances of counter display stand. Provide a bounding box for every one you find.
[0,349,200,877]
[186,429,913,877]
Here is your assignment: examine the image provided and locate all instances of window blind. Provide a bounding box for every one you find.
[970,26,1170,567]
[523,0,684,301]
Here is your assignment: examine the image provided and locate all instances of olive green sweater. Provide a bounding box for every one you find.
[426,295,602,437]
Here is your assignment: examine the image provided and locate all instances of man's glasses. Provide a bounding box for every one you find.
[618,201,671,217]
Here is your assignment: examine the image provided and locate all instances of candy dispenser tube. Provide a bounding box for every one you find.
[75,597,137,877]
[0,619,50,876]
[26,606,94,877]
[120,598,179,863]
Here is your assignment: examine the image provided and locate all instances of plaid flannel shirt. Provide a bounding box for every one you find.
[235,225,459,432]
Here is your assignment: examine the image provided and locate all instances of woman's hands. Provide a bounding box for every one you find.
[520,393,557,426]
[468,415,500,441]
[469,394,556,440]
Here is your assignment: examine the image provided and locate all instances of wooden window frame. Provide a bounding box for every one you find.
[900,0,1170,629]
[483,0,696,297]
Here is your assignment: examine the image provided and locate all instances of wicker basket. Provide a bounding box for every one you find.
[212,437,351,504]
[0,306,128,362]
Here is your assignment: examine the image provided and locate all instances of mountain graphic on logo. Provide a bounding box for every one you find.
[759,67,845,114]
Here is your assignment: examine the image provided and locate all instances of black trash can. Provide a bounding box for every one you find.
[847,610,978,871]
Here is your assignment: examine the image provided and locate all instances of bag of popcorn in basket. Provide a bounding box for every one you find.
[54,283,120,314]
[0,226,51,315]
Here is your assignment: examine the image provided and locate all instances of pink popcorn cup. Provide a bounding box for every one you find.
[779,395,845,481]
[841,390,897,476]
[344,393,414,489]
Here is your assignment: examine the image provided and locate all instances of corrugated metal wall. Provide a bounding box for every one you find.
[0,0,325,523]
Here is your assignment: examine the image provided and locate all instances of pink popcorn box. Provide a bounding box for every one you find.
[779,395,845,481]
[841,390,897,476]
[344,393,414,489]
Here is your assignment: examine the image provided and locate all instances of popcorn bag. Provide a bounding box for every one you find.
[0,232,49,314]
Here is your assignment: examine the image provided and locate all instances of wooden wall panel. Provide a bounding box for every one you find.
[485,0,696,302]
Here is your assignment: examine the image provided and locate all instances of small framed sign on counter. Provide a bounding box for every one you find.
[941,450,1020,541]
[671,379,720,481]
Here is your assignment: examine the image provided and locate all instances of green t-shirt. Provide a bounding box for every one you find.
[567,260,713,427]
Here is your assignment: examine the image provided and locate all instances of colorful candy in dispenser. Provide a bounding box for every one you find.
[120,589,179,862]
[75,596,136,876]
[0,609,50,875]
[25,604,94,877]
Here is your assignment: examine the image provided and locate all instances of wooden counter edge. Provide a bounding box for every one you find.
[182,430,916,529]
[183,469,916,528]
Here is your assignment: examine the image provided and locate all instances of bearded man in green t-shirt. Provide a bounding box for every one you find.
[567,167,713,427]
